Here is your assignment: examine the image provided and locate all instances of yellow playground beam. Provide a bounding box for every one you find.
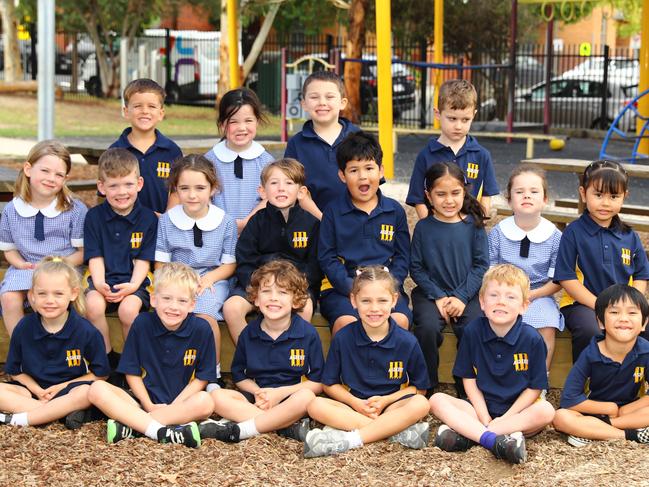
[433,0,443,130]
[639,0,649,155]
[227,0,240,89]
[376,0,394,179]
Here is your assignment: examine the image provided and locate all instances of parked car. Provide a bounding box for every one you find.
[561,57,639,84]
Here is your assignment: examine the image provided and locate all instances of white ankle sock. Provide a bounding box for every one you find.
[345,429,363,449]
[10,412,28,427]
[145,420,165,440]
[216,363,221,379]
[237,418,259,440]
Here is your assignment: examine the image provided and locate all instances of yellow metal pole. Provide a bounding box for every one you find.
[638,0,649,155]
[433,0,443,129]
[376,0,394,179]
[227,0,240,89]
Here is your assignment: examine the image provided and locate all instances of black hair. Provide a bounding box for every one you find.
[595,284,649,328]
[424,162,485,227]
[336,131,383,171]
[581,159,630,232]
[217,88,268,133]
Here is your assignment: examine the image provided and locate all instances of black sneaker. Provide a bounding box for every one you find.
[0,413,13,425]
[198,419,240,443]
[106,419,135,443]
[491,432,527,464]
[434,424,474,452]
[635,426,649,444]
[277,418,312,442]
[64,409,94,430]
[158,423,201,448]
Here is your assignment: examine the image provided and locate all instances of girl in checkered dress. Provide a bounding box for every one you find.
[0,140,87,336]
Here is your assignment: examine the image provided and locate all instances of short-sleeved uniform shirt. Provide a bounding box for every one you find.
[110,128,182,213]
[406,135,499,205]
[554,212,649,308]
[0,197,87,293]
[84,200,157,288]
[231,314,325,388]
[205,140,274,220]
[118,312,217,405]
[284,118,360,212]
[453,317,548,417]
[4,308,110,389]
[560,336,649,409]
[321,319,430,400]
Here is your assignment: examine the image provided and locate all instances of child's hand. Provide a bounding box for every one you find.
[477,412,492,426]
[444,297,466,318]
[42,383,66,401]
[435,297,451,324]
[488,415,507,429]
[366,396,388,416]
[352,398,378,419]
[197,275,216,296]
[17,261,36,270]
[255,388,282,410]
[111,282,138,300]
[94,281,113,298]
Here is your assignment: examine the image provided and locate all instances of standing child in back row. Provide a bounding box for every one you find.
[406,79,498,217]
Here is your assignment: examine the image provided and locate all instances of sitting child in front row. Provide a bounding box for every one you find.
[553,284,649,447]
[430,264,555,464]
[87,262,216,448]
[202,260,324,443]
[304,266,430,458]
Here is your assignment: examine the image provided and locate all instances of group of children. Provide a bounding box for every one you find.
[2,72,649,464]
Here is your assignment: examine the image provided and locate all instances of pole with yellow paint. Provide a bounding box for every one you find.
[375,0,394,179]
[433,0,444,129]
[638,0,649,155]
[227,0,240,89]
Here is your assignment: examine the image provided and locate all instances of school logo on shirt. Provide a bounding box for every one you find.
[66,349,81,367]
[634,366,645,383]
[388,361,404,379]
[467,162,479,179]
[622,248,632,266]
[290,349,305,367]
[513,353,529,372]
[183,349,197,366]
[380,224,394,242]
[131,232,143,249]
[292,232,308,249]
[157,161,171,178]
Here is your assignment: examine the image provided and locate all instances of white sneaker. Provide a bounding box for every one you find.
[389,422,430,449]
[304,427,350,458]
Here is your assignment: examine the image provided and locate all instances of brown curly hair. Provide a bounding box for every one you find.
[247,260,309,311]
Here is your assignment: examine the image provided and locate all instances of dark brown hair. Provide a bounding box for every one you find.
[247,260,309,312]
[217,88,268,133]
[505,164,549,201]
[98,148,140,180]
[580,160,630,232]
[301,70,346,98]
[123,78,166,106]
[168,154,220,194]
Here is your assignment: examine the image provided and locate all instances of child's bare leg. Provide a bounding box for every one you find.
[212,389,263,421]
[1,291,26,336]
[223,296,253,345]
[149,391,214,425]
[197,313,221,363]
[297,297,314,322]
[117,295,143,339]
[538,327,556,370]
[331,315,356,336]
[553,408,624,440]
[25,385,92,425]
[487,401,555,436]
[357,395,429,444]
[254,389,316,432]
[0,383,41,413]
[391,312,410,330]
[429,392,487,442]
[88,381,154,433]
[86,290,111,351]
[307,396,373,430]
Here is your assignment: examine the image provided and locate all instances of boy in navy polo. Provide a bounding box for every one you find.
[223,158,320,343]
[318,131,411,335]
[554,284,649,447]
[284,70,360,219]
[87,263,216,448]
[406,79,498,218]
[85,148,157,368]
[202,260,324,443]
[110,78,182,214]
[429,264,555,464]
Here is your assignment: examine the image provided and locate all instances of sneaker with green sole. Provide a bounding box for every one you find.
[106,419,135,443]
[158,423,201,448]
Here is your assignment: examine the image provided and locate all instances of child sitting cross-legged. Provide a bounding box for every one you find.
[553,284,649,447]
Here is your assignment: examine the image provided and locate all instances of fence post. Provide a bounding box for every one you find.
[71,33,79,93]
[281,47,288,143]
[506,0,518,135]
[419,38,427,129]
[29,23,37,80]
[543,6,554,134]
[326,34,333,64]
[165,28,172,87]
[599,44,610,129]
[457,57,464,79]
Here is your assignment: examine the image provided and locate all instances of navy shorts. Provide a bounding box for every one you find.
[319,289,412,328]
[86,277,150,312]
[6,380,93,400]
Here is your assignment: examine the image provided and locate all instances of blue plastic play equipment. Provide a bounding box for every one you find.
[600,88,649,163]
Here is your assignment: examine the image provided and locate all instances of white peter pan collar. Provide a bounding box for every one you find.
[211,140,265,162]
[168,204,224,231]
[13,197,62,218]
[499,216,556,243]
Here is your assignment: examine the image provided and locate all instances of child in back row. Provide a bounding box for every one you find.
[318,131,411,335]
[110,78,182,214]
[223,159,320,344]
[205,88,274,233]
[554,284,649,447]
[406,79,499,218]
[84,148,158,368]
[285,70,360,219]
[0,140,87,336]
[410,162,488,395]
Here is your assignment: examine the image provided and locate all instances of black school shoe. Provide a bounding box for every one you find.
[277,418,313,442]
[199,419,240,442]
[434,424,474,452]
[157,423,201,448]
[491,432,527,464]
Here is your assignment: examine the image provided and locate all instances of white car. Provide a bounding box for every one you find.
[561,57,639,84]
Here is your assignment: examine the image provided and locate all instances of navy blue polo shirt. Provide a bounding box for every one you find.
[554,212,649,308]
[453,317,548,417]
[231,314,324,388]
[117,312,216,404]
[4,308,110,389]
[560,336,649,409]
[406,135,499,205]
[321,319,430,400]
[110,128,182,213]
[284,118,359,212]
[318,190,410,296]
[84,200,158,288]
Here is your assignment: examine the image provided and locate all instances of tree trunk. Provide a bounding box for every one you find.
[217,0,230,107]
[0,0,24,82]
[343,0,368,123]
[241,1,282,81]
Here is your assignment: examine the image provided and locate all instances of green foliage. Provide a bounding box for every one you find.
[609,0,642,37]
[243,0,341,36]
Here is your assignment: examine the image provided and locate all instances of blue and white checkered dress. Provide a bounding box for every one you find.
[155,204,237,320]
[488,216,564,330]
[205,140,274,220]
[0,197,87,293]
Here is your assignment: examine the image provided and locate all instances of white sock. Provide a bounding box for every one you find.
[216,363,221,379]
[145,420,165,440]
[10,412,28,427]
[345,429,363,449]
[237,418,259,440]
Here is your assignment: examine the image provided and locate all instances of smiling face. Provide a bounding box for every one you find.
[221,104,258,152]
[601,297,647,343]
[479,279,528,330]
[151,282,196,331]
[260,167,300,210]
[28,271,78,322]
[254,276,295,325]
[351,279,398,332]
[508,172,547,217]
[426,174,465,223]
[176,169,215,219]
[97,170,143,215]
[338,159,383,210]
[123,91,165,134]
[301,79,348,127]
[23,155,68,202]
[579,184,626,228]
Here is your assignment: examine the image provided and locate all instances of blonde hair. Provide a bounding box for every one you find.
[351,265,398,296]
[247,260,309,311]
[153,262,200,299]
[479,264,530,302]
[32,256,86,316]
[260,158,306,186]
[98,148,140,180]
[15,140,74,212]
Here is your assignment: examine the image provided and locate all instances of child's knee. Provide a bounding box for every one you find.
[1,291,23,309]
[87,380,112,405]
[536,400,556,424]
[70,384,92,407]
[194,391,215,418]
[292,388,316,407]
[429,392,450,414]
[551,408,573,431]
[306,396,327,416]
[409,394,431,416]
